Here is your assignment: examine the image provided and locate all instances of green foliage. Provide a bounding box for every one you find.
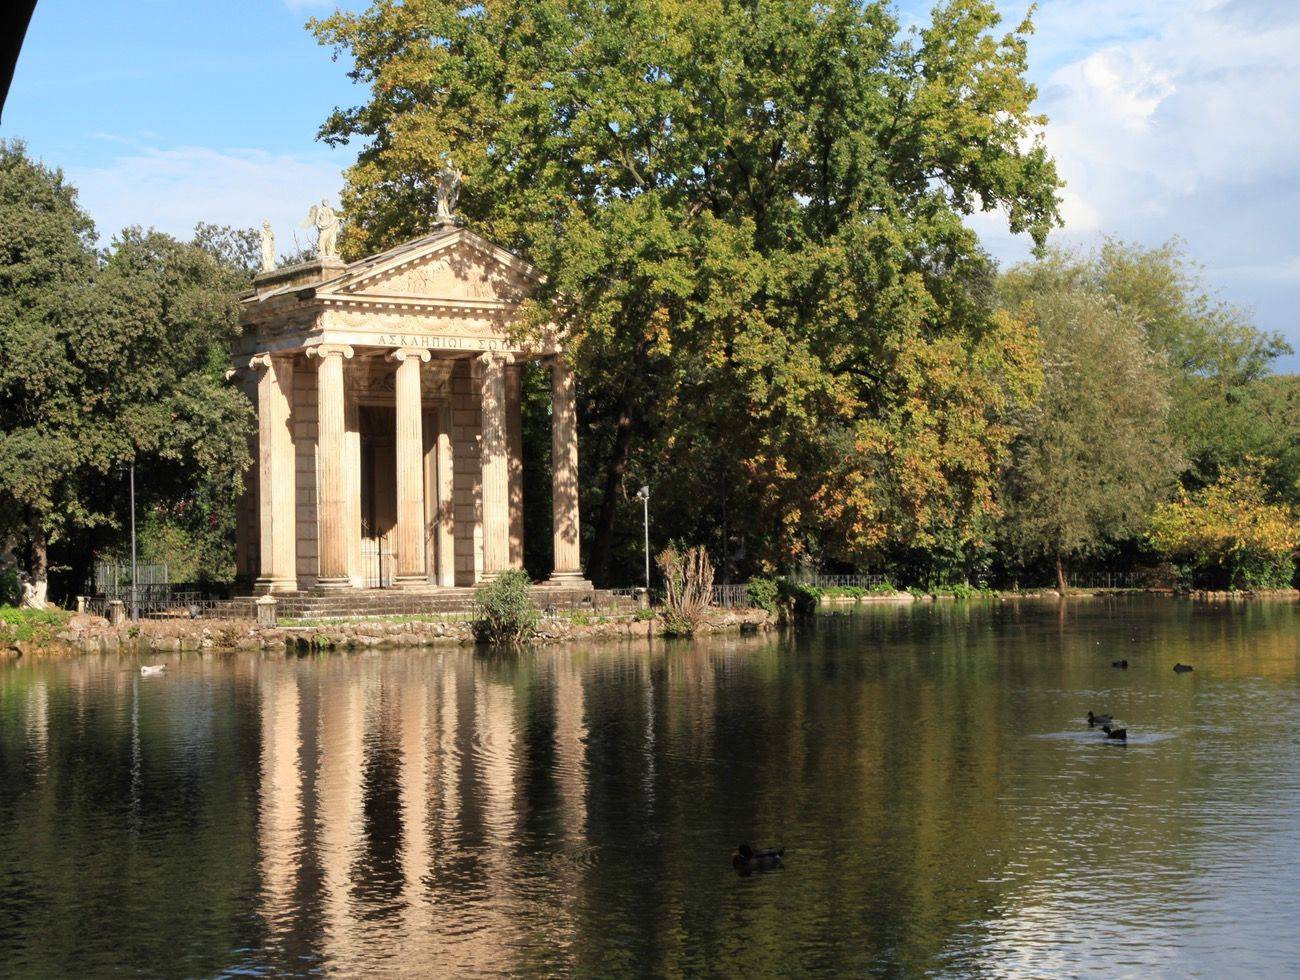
[777,580,823,617]
[995,276,1183,577]
[0,569,17,606]
[822,585,867,600]
[633,606,657,622]
[1148,463,1297,591]
[0,606,69,645]
[473,569,539,643]
[0,142,253,600]
[313,0,1061,583]
[745,577,781,616]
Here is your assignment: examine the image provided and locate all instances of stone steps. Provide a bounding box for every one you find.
[264,586,627,619]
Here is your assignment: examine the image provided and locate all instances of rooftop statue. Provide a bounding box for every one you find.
[301,199,341,261]
[435,158,462,224]
[259,219,275,272]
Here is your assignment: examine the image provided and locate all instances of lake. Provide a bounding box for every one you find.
[1,597,1298,976]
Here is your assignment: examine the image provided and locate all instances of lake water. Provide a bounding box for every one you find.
[1,597,1299,976]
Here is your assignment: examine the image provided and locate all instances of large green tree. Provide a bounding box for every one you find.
[994,283,1182,590]
[313,0,1060,583]
[0,141,252,603]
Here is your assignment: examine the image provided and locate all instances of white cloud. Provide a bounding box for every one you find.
[68,142,352,256]
[977,0,1300,367]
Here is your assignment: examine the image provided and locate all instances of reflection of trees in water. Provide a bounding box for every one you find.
[3,598,1300,973]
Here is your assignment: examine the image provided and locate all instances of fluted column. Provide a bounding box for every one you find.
[388,348,431,586]
[549,357,586,584]
[478,352,513,580]
[307,344,353,588]
[505,363,525,569]
[250,352,297,592]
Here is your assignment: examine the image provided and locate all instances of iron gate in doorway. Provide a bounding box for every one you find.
[361,523,398,589]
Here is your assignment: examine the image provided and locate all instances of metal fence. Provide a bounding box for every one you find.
[786,573,892,590]
[90,561,170,597]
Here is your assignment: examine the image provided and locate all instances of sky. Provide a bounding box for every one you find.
[4,0,1298,370]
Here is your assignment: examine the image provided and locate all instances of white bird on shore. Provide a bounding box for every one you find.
[140,664,166,676]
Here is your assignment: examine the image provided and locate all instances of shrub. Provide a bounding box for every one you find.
[1148,463,1298,591]
[867,580,896,595]
[745,577,780,616]
[658,545,715,637]
[0,569,18,607]
[822,585,867,600]
[777,579,822,616]
[634,607,657,621]
[472,569,539,643]
[0,606,70,645]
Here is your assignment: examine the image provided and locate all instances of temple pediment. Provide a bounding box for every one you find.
[238,226,553,356]
[320,228,538,308]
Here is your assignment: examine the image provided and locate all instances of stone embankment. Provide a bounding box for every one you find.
[5,608,775,657]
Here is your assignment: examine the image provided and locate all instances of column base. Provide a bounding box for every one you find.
[545,571,593,590]
[394,574,432,590]
[253,575,298,594]
[313,575,353,591]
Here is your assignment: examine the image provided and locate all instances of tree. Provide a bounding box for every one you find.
[312,0,1061,583]
[0,141,253,602]
[994,286,1182,591]
[1148,462,1297,590]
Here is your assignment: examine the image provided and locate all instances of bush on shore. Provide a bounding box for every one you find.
[472,569,539,644]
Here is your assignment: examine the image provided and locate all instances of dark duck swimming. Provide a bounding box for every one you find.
[733,844,784,873]
[1087,711,1113,727]
[1101,724,1128,741]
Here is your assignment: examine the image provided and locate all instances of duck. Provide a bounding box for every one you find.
[140,664,166,676]
[1087,711,1113,727]
[732,843,784,872]
[1101,724,1128,741]
[1173,663,1194,673]
[1112,659,1129,669]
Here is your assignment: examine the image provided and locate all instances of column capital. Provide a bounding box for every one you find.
[386,347,432,364]
[248,352,274,371]
[305,344,354,362]
[477,351,516,367]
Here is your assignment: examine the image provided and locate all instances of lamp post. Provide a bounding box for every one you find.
[129,462,138,622]
[636,485,651,592]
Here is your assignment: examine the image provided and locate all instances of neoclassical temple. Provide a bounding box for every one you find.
[232,222,587,592]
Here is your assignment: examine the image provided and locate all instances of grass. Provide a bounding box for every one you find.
[0,606,71,644]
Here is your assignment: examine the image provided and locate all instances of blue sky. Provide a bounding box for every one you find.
[5,0,1298,370]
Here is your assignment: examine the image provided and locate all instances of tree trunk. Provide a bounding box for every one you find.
[21,509,49,609]
[587,408,634,586]
[1055,553,1068,595]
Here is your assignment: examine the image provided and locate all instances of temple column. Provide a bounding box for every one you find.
[307,344,353,589]
[549,357,587,585]
[505,363,525,569]
[250,352,297,592]
[389,348,431,587]
[478,352,513,581]
[435,404,456,587]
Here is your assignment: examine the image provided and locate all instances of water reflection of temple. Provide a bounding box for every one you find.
[252,651,591,973]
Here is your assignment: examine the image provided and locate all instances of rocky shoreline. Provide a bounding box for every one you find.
[3,607,776,658]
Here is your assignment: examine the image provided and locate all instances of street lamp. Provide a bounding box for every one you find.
[129,461,138,622]
[635,485,650,592]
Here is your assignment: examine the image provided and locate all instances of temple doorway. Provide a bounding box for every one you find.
[359,405,397,587]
